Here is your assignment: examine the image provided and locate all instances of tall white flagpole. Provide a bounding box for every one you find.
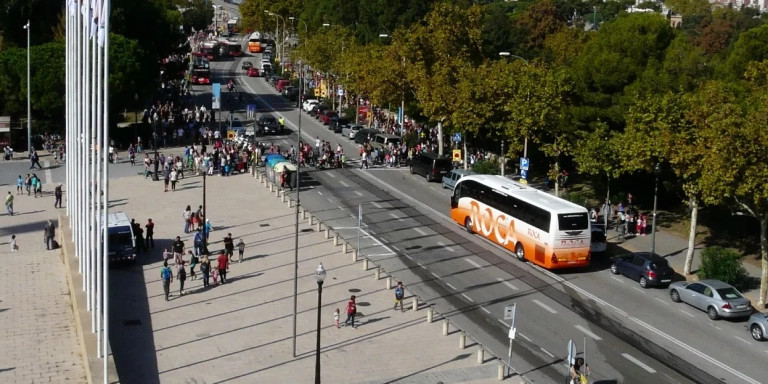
[81,0,90,297]
[94,0,104,357]
[102,2,111,381]
[89,0,98,327]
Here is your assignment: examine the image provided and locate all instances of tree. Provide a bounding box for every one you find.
[512,0,567,56]
[664,0,711,16]
[181,0,215,33]
[723,24,768,81]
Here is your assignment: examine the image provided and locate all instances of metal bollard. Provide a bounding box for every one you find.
[333,234,339,246]
[352,250,358,262]
[497,362,505,380]
[477,347,484,364]
[427,308,434,323]
[386,276,392,289]
[325,228,330,239]
[363,258,369,271]
[375,268,381,280]
[459,332,466,349]
[442,319,449,336]
[412,297,418,311]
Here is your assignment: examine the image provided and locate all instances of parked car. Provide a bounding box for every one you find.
[268,75,280,87]
[303,99,320,112]
[258,114,281,135]
[246,67,259,77]
[610,252,673,288]
[591,225,607,254]
[354,129,380,144]
[442,169,476,190]
[310,104,330,118]
[342,124,363,140]
[410,152,452,182]
[669,280,752,320]
[241,61,253,70]
[319,111,338,125]
[747,312,768,340]
[330,117,350,133]
[276,79,290,92]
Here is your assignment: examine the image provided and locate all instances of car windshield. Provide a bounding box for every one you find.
[717,287,743,300]
[262,117,276,123]
[649,260,668,270]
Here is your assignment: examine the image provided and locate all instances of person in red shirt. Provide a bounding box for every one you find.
[217,250,229,284]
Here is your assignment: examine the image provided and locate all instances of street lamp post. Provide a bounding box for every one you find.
[499,51,531,180]
[650,163,661,255]
[24,20,31,152]
[314,263,326,384]
[292,62,304,358]
[289,16,308,34]
[265,11,286,72]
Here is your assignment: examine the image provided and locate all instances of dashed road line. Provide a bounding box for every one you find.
[340,181,350,187]
[734,336,752,345]
[464,258,482,269]
[388,212,400,219]
[326,198,334,203]
[531,299,558,314]
[610,276,624,283]
[460,293,474,302]
[418,263,427,270]
[354,191,363,197]
[431,272,440,279]
[446,283,457,290]
[44,161,53,184]
[495,277,519,291]
[437,241,456,252]
[404,254,413,260]
[498,319,510,327]
[574,324,603,341]
[654,297,670,306]
[622,353,657,373]
[414,227,428,236]
[540,348,555,358]
[371,201,384,209]
[678,309,695,318]
[327,173,336,178]
[480,307,491,314]
[519,333,532,342]
[317,191,323,195]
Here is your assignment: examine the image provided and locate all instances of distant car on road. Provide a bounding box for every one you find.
[246,67,259,77]
[610,252,673,288]
[241,61,253,70]
[342,124,362,140]
[590,225,607,254]
[747,312,768,340]
[302,99,319,112]
[442,169,476,190]
[258,114,281,135]
[410,152,451,182]
[669,280,752,320]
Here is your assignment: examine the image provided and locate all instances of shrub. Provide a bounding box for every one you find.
[473,159,499,175]
[699,246,749,289]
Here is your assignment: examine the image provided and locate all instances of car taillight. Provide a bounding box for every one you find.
[551,253,558,264]
[647,270,657,279]
[722,302,732,310]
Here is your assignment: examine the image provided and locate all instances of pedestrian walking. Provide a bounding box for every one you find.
[204,218,213,240]
[183,205,192,233]
[177,260,187,296]
[334,308,340,329]
[193,229,205,256]
[16,175,23,195]
[34,175,42,198]
[44,220,56,250]
[162,248,172,261]
[9,235,18,252]
[29,150,42,170]
[172,236,185,262]
[24,174,31,195]
[170,168,178,191]
[223,233,234,261]
[236,238,245,263]
[394,282,405,312]
[163,167,170,192]
[344,295,357,328]
[200,255,210,287]
[5,191,13,216]
[145,218,155,249]
[160,260,173,301]
[54,183,63,208]
[189,250,198,280]
[216,250,229,284]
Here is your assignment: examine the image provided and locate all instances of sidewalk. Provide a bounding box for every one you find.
[0,191,87,383]
[104,166,503,383]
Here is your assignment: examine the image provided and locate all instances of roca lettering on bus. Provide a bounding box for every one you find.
[470,201,517,246]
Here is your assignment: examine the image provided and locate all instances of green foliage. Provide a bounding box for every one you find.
[472,159,500,175]
[182,0,215,33]
[723,24,768,81]
[664,0,711,16]
[699,246,749,289]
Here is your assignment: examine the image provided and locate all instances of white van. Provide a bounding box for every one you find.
[106,212,137,262]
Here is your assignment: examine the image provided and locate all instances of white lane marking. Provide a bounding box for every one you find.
[519,333,532,342]
[247,76,763,384]
[610,276,624,283]
[575,324,603,341]
[327,173,336,178]
[340,181,350,187]
[437,241,456,253]
[349,214,356,218]
[371,201,384,209]
[495,277,519,291]
[531,299,558,314]
[354,191,364,197]
[632,287,645,293]
[654,297,670,306]
[461,293,474,302]
[622,353,657,373]
[418,263,427,270]
[498,319,510,327]
[734,336,752,345]
[678,309,695,318]
[446,283,457,290]
[337,206,344,211]
[389,212,400,219]
[540,348,555,358]
[404,254,413,260]
[327,198,334,203]
[391,245,399,251]
[414,227,428,236]
[431,272,440,279]
[708,323,721,330]
[317,191,323,195]
[480,306,491,314]
[44,161,53,184]
[464,258,482,269]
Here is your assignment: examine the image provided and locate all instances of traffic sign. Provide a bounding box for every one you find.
[452,149,462,162]
[521,169,527,179]
[508,326,517,340]
[520,157,529,171]
[504,303,516,322]
[452,133,462,143]
[337,85,344,96]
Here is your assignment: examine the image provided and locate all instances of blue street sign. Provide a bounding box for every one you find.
[452,133,462,143]
[520,157,530,171]
[521,169,528,179]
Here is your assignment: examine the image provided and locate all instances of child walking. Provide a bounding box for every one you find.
[237,238,245,263]
[10,235,18,252]
[334,309,340,329]
[212,267,219,285]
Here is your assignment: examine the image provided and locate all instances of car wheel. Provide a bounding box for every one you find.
[639,277,648,288]
[515,243,526,262]
[610,263,619,275]
[751,324,765,341]
[409,166,415,174]
[464,218,474,234]
[670,289,681,303]
[707,306,720,320]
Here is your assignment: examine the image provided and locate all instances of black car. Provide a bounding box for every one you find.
[354,129,380,144]
[310,104,330,118]
[241,61,253,70]
[330,117,350,133]
[258,114,281,135]
[610,252,675,288]
[410,153,453,182]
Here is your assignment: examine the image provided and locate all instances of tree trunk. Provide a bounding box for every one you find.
[554,162,560,197]
[683,198,698,276]
[759,216,768,309]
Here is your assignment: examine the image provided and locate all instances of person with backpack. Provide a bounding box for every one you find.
[200,255,211,287]
[177,260,187,296]
[188,250,198,280]
[394,282,405,312]
[160,261,173,301]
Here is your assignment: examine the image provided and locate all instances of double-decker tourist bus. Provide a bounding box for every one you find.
[190,57,211,85]
[199,41,220,61]
[248,32,263,53]
[450,175,591,269]
[220,40,243,57]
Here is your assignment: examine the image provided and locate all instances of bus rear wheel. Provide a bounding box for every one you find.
[515,242,526,261]
[464,218,474,234]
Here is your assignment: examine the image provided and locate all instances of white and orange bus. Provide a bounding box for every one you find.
[248,32,263,53]
[450,175,591,269]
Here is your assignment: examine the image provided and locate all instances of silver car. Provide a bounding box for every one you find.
[747,312,768,340]
[669,280,752,320]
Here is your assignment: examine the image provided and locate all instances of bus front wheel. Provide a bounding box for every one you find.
[515,242,526,261]
[465,218,474,234]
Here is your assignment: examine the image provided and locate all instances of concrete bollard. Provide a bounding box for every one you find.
[276,189,281,197]
[309,216,314,225]
[386,276,392,289]
[459,332,466,349]
[352,250,358,262]
[477,347,484,364]
[412,297,418,311]
[343,242,348,253]
[287,198,292,208]
[270,184,275,192]
[497,362,505,380]
[333,234,339,246]
[325,228,330,239]
[442,319,449,336]
[302,210,308,220]
[363,258,369,271]
[427,308,434,323]
[282,193,287,203]
[316,222,321,232]
[375,268,381,280]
